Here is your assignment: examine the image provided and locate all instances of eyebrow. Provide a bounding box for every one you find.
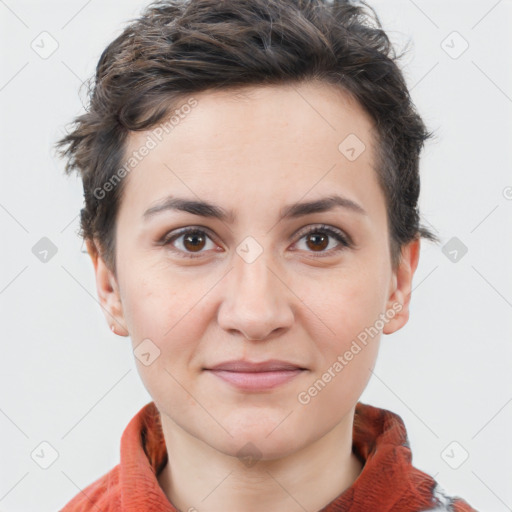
[143,194,367,223]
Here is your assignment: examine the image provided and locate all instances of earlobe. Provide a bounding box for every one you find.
[85,238,129,336]
[383,238,421,335]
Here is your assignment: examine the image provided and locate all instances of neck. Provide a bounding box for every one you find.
[157,409,363,512]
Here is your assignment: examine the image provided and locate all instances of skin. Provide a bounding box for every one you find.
[87,80,420,512]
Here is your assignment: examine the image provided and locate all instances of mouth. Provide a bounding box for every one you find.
[203,359,308,392]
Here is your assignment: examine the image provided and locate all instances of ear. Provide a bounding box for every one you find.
[382,238,421,335]
[86,239,129,336]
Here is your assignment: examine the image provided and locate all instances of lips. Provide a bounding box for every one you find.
[206,359,306,372]
[204,359,307,391]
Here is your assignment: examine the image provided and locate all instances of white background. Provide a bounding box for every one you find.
[0,0,511,510]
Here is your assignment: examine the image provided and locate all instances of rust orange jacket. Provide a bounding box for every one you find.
[59,401,477,511]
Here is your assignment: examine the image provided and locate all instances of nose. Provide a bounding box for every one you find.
[217,248,295,341]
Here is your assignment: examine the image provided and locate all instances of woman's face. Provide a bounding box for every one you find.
[92,81,418,460]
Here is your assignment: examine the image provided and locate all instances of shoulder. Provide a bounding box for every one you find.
[59,464,121,511]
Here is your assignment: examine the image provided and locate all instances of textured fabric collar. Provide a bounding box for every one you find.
[61,400,476,511]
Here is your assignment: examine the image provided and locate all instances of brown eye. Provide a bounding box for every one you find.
[294,225,351,257]
[182,231,207,252]
[305,232,329,252]
[162,228,217,259]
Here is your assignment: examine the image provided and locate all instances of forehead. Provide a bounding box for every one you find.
[119,80,380,216]
[160,81,376,154]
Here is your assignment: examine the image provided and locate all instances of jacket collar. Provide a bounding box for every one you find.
[118,401,445,511]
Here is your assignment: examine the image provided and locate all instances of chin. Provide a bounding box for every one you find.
[213,434,300,463]
[214,417,304,460]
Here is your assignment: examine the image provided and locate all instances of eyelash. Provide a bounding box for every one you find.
[160,224,352,259]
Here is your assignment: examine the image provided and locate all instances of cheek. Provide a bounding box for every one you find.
[120,273,209,389]
[294,271,385,426]
[307,298,382,401]
[124,291,206,417]
[121,268,205,341]
[302,261,389,357]
[298,256,390,417]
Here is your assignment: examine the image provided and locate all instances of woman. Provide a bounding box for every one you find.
[56,0,477,510]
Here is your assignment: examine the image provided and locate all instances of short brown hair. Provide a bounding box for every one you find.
[56,0,438,276]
